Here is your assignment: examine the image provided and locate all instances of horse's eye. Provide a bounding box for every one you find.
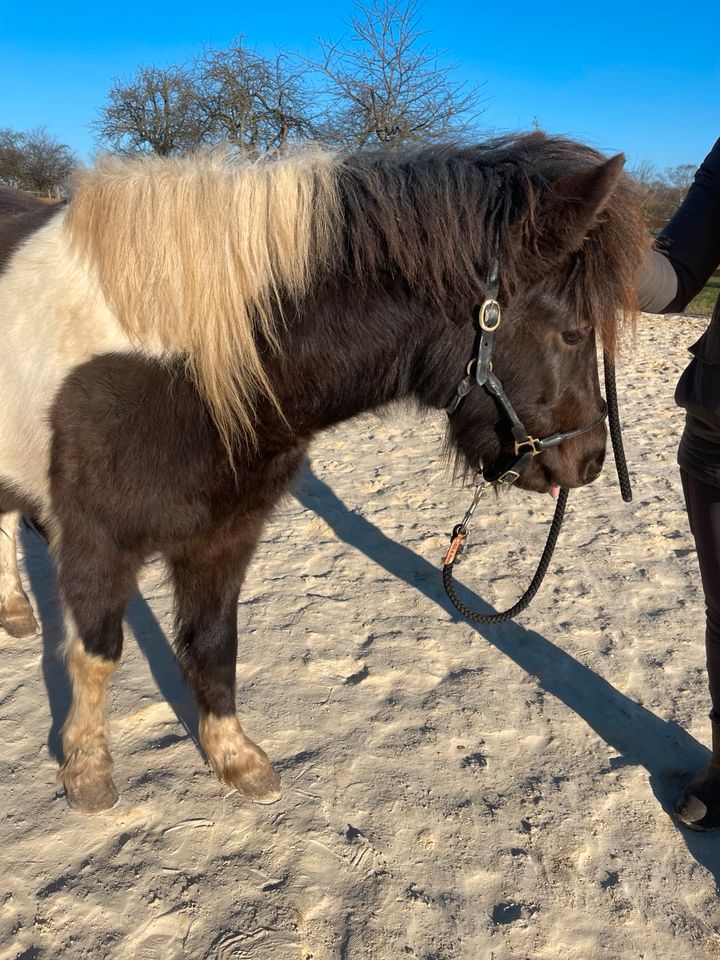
[562,330,584,345]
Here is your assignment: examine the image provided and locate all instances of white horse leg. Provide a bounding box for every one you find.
[0,512,38,638]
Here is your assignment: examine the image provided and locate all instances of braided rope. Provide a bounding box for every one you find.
[603,353,632,503]
[442,486,569,623]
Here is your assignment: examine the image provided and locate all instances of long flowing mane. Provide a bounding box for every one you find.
[65,135,643,450]
[65,149,342,451]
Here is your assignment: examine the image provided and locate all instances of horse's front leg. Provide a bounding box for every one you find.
[56,530,140,812]
[0,512,39,638]
[169,516,281,804]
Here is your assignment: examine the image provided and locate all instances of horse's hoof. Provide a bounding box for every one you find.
[234,764,282,805]
[201,714,283,804]
[0,596,39,638]
[64,777,119,813]
[224,750,282,804]
[60,747,119,813]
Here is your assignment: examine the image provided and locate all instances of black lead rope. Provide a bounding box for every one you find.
[442,347,632,624]
[604,354,633,503]
[443,485,569,624]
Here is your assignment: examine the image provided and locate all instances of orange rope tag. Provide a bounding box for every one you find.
[443,530,466,566]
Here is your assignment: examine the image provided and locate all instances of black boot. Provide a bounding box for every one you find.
[675,712,720,830]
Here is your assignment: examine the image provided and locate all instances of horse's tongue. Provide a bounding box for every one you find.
[550,484,560,499]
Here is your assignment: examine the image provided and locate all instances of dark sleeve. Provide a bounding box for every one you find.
[657,137,720,312]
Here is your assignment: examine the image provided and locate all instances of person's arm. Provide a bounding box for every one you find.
[656,137,720,312]
[637,247,678,312]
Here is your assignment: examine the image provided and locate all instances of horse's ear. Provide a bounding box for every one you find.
[536,154,625,258]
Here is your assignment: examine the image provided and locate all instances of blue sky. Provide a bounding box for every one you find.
[1,1,717,172]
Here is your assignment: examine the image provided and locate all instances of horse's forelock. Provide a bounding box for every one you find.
[554,169,645,357]
[335,135,644,347]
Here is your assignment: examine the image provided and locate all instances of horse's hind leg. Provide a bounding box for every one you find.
[56,531,139,812]
[169,517,281,804]
[0,512,38,638]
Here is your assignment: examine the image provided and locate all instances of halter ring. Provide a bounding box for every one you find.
[514,437,543,457]
[466,359,491,376]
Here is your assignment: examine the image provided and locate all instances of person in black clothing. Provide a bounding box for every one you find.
[638,136,720,829]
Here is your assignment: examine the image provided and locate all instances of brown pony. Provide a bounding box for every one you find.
[0,136,644,811]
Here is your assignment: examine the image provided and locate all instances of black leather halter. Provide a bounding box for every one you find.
[441,255,631,625]
[445,256,608,485]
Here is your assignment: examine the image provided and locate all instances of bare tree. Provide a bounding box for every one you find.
[197,40,315,154]
[93,5,484,158]
[0,129,25,186]
[664,163,696,195]
[94,65,208,156]
[316,0,484,146]
[632,161,698,223]
[0,127,76,194]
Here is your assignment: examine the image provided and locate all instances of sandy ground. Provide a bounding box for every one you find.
[2,312,720,960]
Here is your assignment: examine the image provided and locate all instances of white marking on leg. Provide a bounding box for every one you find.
[0,512,38,637]
[59,632,119,812]
[199,712,281,804]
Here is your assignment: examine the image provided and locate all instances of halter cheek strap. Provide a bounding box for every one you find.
[445,257,501,416]
[445,256,608,485]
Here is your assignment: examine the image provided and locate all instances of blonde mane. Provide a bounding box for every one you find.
[65,148,341,452]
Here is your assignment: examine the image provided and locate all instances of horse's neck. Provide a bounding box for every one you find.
[272,286,445,433]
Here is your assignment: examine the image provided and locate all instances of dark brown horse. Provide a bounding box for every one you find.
[0,136,644,811]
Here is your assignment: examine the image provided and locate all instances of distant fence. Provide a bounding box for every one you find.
[24,188,64,201]
[0,185,64,204]
[646,218,720,281]
[24,190,64,203]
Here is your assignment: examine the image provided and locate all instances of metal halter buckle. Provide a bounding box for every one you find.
[479,299,501,332]
[495,469,521,485]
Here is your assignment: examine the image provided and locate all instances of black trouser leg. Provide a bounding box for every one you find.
[680,468,720,716]
[675,469,720,828]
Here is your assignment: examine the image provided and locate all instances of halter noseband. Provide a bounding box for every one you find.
[445,255,608,485]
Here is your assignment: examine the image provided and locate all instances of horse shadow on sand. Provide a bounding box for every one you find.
[292,463,720,888]
[19,463,720,886]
